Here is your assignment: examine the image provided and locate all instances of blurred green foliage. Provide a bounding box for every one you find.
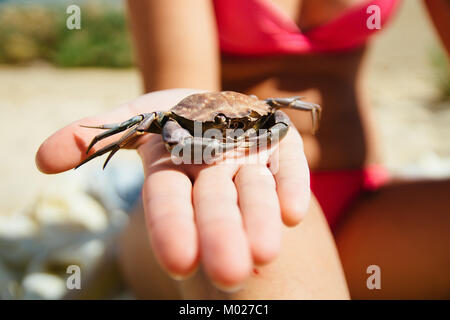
[431,48,450,101]
[0,2,449,100]
[0,2,134,67]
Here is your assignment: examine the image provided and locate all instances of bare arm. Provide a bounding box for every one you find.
[127,0,220,92]
[423,0,450,56]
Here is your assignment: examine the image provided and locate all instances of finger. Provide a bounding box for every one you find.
[193,165,252,291]
[36,100,148,174]
[140,141,198,279]
[270,128,310,226]
[35,89,202,174]
[234,164,282,265]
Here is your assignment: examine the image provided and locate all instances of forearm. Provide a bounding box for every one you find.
[423,0,450,56]
[127,0,220,92]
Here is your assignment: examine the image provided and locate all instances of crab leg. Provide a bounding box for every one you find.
[265,96,321,133]
[80,116,145,130]
[81,115,147,154]
[76,112,164,169]
[75,127,138,169]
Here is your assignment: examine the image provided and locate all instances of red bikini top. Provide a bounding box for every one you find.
[213,0,401,56]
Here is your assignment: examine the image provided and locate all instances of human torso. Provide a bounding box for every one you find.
[219,0,383,170]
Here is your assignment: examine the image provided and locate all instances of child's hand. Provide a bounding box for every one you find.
[36,89,311,291]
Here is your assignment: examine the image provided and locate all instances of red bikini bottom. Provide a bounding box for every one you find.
[310,164,390,228]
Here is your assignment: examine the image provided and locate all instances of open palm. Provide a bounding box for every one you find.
[36,89,311,290]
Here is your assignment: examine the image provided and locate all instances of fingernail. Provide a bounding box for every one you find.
[167,265,198,281]
[212,280,245,294]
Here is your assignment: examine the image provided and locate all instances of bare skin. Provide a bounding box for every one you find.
[336,179,450,299]
[36,89,349,298]
[36,0,450,299]
[120,194,349,299]
[120,0,450,299]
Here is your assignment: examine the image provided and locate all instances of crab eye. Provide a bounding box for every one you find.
[214,114,227,124]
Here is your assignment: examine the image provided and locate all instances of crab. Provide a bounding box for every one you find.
[76,91,321,169]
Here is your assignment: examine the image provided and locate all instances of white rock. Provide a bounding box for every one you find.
[22,273,67,300]
[32,185,107,232]
[0,214,37,239]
